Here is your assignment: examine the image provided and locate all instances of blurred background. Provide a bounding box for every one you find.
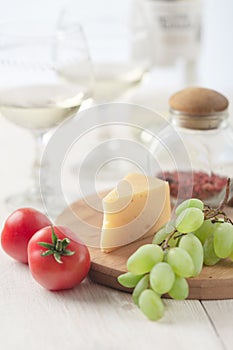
[0,0,232,92]
[0,0,233,212]
[0,0,233,117]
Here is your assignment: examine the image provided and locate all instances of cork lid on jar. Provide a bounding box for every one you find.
[169,87,229,130]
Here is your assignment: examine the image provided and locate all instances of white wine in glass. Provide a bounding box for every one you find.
[0,21,93,211]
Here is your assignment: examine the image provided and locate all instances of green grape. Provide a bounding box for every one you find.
[150,262,175,294]
[175,198,204,217]
[138,289,164,321]
[193,219,214,244]
[179,233,203,276]
[203,235,220,266]
[213,222,233,258]
[175,208,204,233]
[152,221,178,247]
[117,272,143,288]
[166,247,194,277]
[127,244,164,275]
[168,275,189,300]
[132,274,150,305]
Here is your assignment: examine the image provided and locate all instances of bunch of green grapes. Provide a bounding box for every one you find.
[118,196,233,321]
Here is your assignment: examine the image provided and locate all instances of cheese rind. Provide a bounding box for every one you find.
[100,173,171,252]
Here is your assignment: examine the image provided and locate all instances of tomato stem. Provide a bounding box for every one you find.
[37,226,75,264]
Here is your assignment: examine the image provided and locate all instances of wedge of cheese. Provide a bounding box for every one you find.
[100,173,171,252]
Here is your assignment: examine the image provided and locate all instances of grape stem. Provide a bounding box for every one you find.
[162,229,180,250]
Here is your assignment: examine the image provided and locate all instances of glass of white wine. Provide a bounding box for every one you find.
[59,0,150,102]
[0,20,93,211]
[58,0,150,180]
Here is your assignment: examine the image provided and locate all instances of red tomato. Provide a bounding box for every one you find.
[1,208,51,263]
[28,225,91,291]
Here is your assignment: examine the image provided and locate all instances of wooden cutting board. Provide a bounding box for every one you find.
[56,192,233,300]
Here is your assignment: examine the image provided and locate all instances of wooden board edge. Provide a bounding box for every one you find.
[89,269,132,293]
[89,266,233,300]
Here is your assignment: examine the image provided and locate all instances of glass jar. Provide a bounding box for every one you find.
[149,87,233,207]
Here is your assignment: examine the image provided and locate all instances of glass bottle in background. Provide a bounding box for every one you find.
[149,87,233,207]
[141,0,202,86]
[127,0,203,147]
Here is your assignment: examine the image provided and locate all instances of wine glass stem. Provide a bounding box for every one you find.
[30,130,45,197]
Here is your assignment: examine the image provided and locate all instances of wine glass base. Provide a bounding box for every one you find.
[5,190,65,218]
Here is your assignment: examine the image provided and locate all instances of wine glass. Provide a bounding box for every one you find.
[58,0,150,180]
[59,0,150,103]
[0,20,93,211]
